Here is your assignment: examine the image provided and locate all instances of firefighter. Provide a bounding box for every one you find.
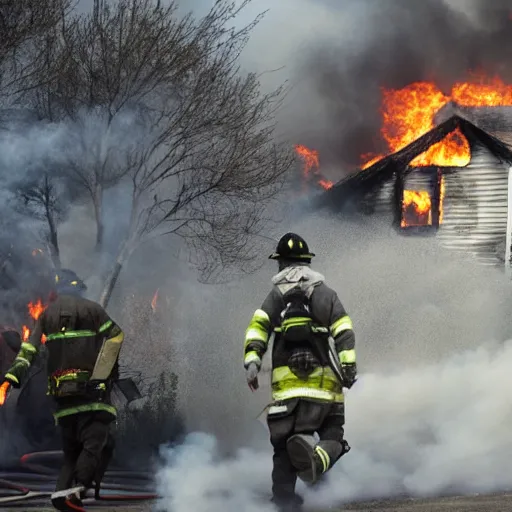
[243,233,357,511]
[1,269,125,512]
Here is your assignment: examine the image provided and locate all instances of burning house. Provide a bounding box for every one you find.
[316,80,512,267]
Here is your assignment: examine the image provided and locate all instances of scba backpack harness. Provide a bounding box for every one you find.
[274,287,329,380]
[275,286,345,384]
[277,287,329,342]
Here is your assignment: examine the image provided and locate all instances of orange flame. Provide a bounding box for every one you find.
[0,381,10,406]
[439,175,446,224]
[151,289,159,312]
[21,299,48,344]
[362,76,512,169]
[401,190,432,227]
[295,144,333,190]
[21,325,47,344]
[318,179,333,190]
[28,299,46,321]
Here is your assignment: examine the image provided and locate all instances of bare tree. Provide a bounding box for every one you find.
[0,0,72,102]
[98,0,294,307]
[36,0,222,250]
[12,171,74,268]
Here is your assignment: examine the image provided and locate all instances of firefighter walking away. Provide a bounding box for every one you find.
[1,269,125,512]
[243,233,357,511]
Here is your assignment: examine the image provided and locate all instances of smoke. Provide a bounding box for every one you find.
[156,209,512,509]
[286,0,512,175]
[157,337,512,511]
[202,0,512,179]
[157,433,275,512]
[2,1,512,508]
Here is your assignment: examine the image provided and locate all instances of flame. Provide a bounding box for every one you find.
[32,248,44,257]
[28,299,46,321]
[20,299,48,344]
[452,76,512,106]
[401,190,432,227]
[410,127,470,167]
[21,325,47,344]
[22,325,30,342]
[363,76,512,168]
[439,175,446,224]
[0,381,10,406]
[151,289,159,312]
[318,179,333,190]
[361,154,383,170]
[295,144,334,190]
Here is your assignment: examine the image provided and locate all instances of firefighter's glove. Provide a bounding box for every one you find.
[246,362,259,392]
[341,362,358,389]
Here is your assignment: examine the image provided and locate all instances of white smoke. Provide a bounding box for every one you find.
[156,433,275,512]
[312,339,512,505]
[156,339,512,511]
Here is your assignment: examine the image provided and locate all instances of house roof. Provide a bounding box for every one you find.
[319,115,512,211]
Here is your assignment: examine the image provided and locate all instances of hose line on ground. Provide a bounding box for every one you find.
[0,450,159,506]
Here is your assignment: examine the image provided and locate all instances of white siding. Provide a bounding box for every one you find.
[437,144,508,265]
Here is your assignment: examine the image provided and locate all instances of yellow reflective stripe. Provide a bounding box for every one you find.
[245,328,268,342]
[271,366,343,401]
[282,317,311,326]
[21,342,37,354]
[5,373,19,384]
[14,356,31,366]
[53,402,117,421]
[315,446,330,472]
[339,349,356,364]
[99,320,113,333]
[244,309,271,347]
[253,309,271,325]
[46,330,97,341]
[272,366,339,383]
[272,388,344,402]
[330,315,353,337]
[244,351,261,366]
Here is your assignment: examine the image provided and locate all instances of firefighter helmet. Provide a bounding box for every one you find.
[269,233,315,261]
[54,268,87,293]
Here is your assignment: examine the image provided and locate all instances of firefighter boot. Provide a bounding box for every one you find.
[271,493,304,512]
[51,486,86,511]
[286,434,327,485]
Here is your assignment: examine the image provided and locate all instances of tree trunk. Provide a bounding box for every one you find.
[44,190,61,268]
[46,209,61,269]
[93,182,104,250]
[99,238,134,308]
[99,193,139,308]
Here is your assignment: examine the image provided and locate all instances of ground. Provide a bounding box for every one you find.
[340,493,512,511]
[6,494,512,511]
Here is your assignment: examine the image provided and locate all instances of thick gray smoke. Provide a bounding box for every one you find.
[289,0,512,174]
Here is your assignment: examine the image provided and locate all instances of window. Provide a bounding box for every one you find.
[399,167,443,230]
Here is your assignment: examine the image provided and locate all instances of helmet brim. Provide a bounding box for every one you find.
[268,252,315,260]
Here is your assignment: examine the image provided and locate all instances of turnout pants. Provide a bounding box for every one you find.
[267,398,346,505]
[55,410,115,493]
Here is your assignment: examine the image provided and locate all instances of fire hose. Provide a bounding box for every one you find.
[0,451,159,507]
